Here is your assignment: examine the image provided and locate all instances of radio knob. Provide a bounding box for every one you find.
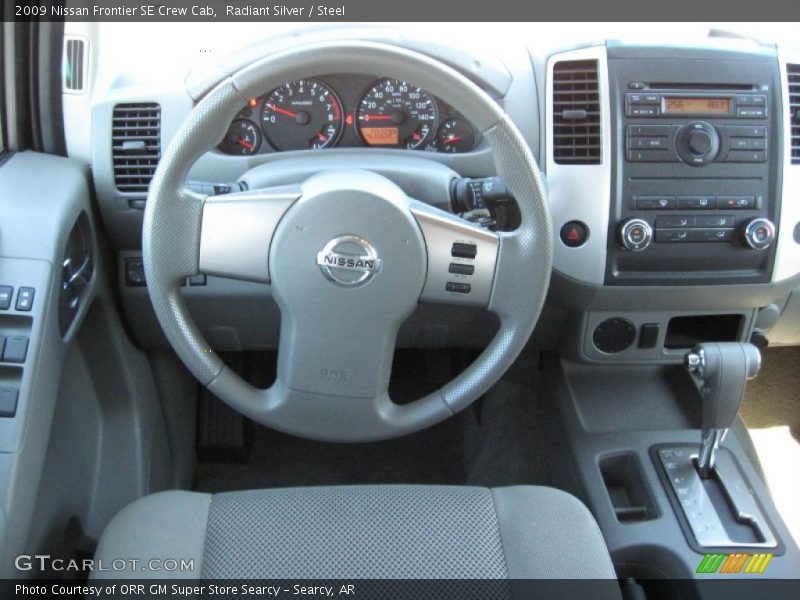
[741,218,776,250]
[687,130,713,156]
[620,218,653,251]
[676,121,720,166]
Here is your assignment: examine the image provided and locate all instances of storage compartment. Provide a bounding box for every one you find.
[599,453,659,523]
[664,314,743,349]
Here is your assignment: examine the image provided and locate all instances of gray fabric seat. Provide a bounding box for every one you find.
[93,485,618,587]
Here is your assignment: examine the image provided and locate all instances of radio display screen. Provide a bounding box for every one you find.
[663,97,731,115]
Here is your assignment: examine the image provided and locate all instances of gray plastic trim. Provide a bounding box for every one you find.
[410,202,499,307]
[774,48,800,282]
[199,186,301,283]
[545,45,611,286]
[183,26,512,101]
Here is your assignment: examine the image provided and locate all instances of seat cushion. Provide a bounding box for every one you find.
[93,485,618,585]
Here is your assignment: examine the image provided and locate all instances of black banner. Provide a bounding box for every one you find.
[4,579,800,600]
[4,0,800,22]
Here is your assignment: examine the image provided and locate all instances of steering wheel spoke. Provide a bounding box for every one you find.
[199,186,301,282]
[409,201,499,308]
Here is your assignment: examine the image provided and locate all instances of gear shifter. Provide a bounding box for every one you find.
[683,342,761,478]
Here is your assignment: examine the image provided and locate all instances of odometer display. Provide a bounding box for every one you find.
[356,79,437,149]
[261,80,343,151]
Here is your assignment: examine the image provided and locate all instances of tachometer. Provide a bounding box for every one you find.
[356,79,438,150]
[261,80,343,151]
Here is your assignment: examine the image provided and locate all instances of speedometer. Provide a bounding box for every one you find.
[356,79,438,150]
[261,80,343,151]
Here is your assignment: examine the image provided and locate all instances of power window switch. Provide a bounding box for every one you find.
[451,243,477,259]
[2,336,28,364]
[16,287,35,311]
[0,286,13,310]
[0,388,18,418]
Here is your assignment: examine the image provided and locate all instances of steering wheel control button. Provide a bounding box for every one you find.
[635,196,675,210]
[0,286,12,310]
[593,318,637,354]
[560,221,589,248]
[2,335,28,364]
[677,196,716,210]
[620,219,653,251]
[15,287,35,311]
[451,242,477,259]
[445,282,471,294]
[0,387,19,418]
[316,235,382,288]
[448,263,475,276]
[741,218,776,250]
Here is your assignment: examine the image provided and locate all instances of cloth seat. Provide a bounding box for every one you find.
[92,484,619,595]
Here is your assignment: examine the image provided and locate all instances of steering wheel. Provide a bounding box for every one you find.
[143,41,552,442]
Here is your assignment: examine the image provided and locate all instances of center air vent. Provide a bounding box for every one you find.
[789,64,800,164]
[112,103,161,194]
[553,59,601,165]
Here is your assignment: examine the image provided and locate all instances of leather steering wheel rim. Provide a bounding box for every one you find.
[143,41,552,442]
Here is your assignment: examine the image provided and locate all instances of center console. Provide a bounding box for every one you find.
[606,46,783,286]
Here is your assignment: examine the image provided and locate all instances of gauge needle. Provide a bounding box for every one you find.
[237,139,254,151]
[443,136,463,144]
[361,114,393,121]
[267,104,298,118]
[316,132,329,142]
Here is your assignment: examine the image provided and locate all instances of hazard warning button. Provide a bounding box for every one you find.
[560,221,589,248]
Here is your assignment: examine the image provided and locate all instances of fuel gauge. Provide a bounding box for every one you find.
[219,119,262,155]
[435,118,476,153]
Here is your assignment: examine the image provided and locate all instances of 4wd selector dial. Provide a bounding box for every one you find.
[676,121,720,166]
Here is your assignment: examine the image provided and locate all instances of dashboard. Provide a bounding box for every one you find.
[66,24,800,359]
[218,74,481,156]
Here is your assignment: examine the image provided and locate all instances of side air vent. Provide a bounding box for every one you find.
[552,59,601,165]
[63,36,87,93]
[789,64,800,164]
[112,103,161,194]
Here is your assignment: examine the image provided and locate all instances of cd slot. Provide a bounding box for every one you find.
[646,82,757,91]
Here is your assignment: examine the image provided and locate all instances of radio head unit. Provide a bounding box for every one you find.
[606,48,781,287]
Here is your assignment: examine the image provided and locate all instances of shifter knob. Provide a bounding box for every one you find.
[684,342,761,478]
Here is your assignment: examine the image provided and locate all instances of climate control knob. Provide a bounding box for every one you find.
[676,121,720,166]
[741,218,776,250]
[620,218,653,251]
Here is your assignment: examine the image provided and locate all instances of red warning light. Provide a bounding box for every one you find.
[345,114,353,126]
[248,98,258,107]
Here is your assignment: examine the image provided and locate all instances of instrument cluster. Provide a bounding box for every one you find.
[218,74,481,156]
